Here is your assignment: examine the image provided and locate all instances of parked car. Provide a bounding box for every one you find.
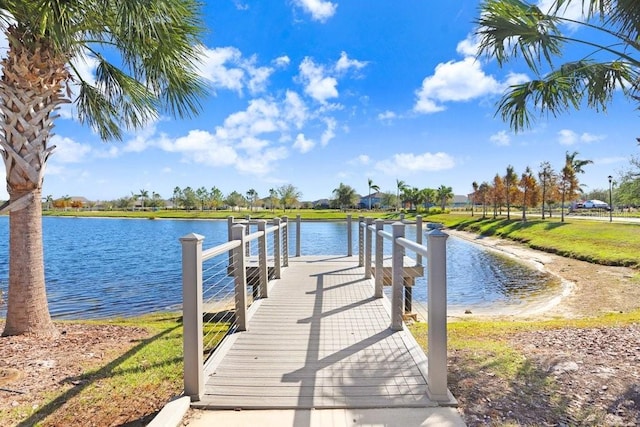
[582,199,609,209]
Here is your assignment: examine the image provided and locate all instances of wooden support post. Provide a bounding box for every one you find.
[180,233,204,401]
[374,219,384,298]
[273,217,282,279]
[391,222,405,331]
[427,228,449,402]
[232,225,248,332]
[257,220,268,298]
[227,216,234,268]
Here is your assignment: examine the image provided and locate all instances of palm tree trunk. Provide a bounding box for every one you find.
[3,188,56,336]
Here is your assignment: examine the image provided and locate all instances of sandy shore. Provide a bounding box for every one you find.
[444,229,640,319]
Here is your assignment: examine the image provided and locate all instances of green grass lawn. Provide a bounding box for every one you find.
[427,213,640,268]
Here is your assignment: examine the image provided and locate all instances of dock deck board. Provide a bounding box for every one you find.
[194,255,439,410]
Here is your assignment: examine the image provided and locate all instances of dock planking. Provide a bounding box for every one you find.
[194,255,438,410]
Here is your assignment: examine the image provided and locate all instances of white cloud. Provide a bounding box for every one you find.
[294,0,337,22]
[414,57,528,114]
[490,130,511,146]
[456,34,480,57]
[197,46,245,93]
[299,57,339,104]
[349,154,370,166]
[557,129,604,145]
[537,0,587,21]
[273,55,291,68]
[49,135,92,163]
[197,46,274,95]
[162,167,172,173]
[335,51,368,73]
[320,117,336,146]
[293,133,315,153]
[375,152,455,175]
[377,110,397,121]
[233,0,249,10]
[283,91,308,129]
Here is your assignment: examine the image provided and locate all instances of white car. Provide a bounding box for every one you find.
[582,199,609,209]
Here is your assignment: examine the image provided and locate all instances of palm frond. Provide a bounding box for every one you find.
[476,0,563,72]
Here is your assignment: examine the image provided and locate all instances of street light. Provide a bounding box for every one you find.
[608,175,613,222]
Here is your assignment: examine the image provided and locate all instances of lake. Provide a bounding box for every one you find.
[0,216,555,319]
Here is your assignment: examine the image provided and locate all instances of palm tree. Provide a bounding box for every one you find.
[332,183,358,211]
[436,185,454,211]
[367,178,380,210]
[560,151,592,222]
[0,1,206,337]
[395,179,407,211]
[476,0,640,132]
[246,189,258,212]
[268,188,279,212]
[138,189,149,210]
[471,181,479,217]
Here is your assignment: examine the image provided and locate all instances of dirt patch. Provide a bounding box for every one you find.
[0,322,151,426]
[446,229,640,426]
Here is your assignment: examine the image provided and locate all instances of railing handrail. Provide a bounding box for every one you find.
[181,216,291,402]
[359,216,450,403]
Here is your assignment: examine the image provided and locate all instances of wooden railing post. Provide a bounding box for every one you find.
[374,219,384,298]
[273,217,282,279]
[391,222,405,331]
[364,217,373,279]
[180,233,204,401]
[296,214,301,257]
[427,228,449,402]
[416,215,423,266]
[257,220,268,298]
[232,224,248,332]
[347,214,353,256]
[282,216,289,266]
[358,215,364,267]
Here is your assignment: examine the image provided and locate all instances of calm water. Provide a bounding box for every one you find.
[0,217,554,319]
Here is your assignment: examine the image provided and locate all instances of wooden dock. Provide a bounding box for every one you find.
[194,255,454,410]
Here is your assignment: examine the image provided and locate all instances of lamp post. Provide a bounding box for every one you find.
[608,175,613,222]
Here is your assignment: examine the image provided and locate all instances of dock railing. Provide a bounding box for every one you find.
[180,217,290,401]
[359,216,450,403]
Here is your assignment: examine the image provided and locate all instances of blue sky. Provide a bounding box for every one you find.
[3,0,638,202]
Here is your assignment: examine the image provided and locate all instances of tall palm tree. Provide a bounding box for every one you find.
[471,181,479,217]
[560,151,592,222]
[246,189,258,212]
[268,188,278,212]
[367,178,380,210]
[138,189,149,210]
[395,179,407,212]
[0,1,206,337]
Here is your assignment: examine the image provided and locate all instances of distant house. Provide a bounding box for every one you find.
[450,195,469,208]
[313,199,331,209]
[359,192,383,209]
